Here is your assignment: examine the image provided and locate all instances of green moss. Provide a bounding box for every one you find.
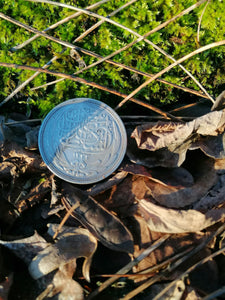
[0,0,225,117]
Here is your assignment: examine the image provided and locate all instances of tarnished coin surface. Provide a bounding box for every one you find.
[38,98,127,184]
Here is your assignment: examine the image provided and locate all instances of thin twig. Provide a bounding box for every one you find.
[1,1,212,105]
[152,222,225,300]
[0,62,180,120]
[74,0,138,42]
[4,119,42,125]
[53,201,80,240]
[10,0,110,52]
[31,45,208,99]
[0,0,136,106]
[197,0,210,44]
[153,246,225,300]
[0,55,58,108]
[115,39,225,110]
[27,0,213,101]
[86,235,170,300]
[122,223,225,300]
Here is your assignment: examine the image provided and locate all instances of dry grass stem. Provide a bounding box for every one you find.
[122,224,225,300]
[10,0,110,52]
[26,0,213,101]
[197,0,210,44]
[153,223,225,300]
[86,235,170,300]
[115,40,225,110]
[0,62,181,120]
[31,45,207,99]
[0,0,136,106]
[53,201,80,240]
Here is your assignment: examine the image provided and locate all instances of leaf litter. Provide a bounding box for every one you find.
[1,106,225,299]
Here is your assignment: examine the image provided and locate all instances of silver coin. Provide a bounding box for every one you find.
[38,98,127,184]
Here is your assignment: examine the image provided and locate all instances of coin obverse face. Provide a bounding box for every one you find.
[38,98,127,184]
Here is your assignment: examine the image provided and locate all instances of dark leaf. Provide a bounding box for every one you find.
[0,231,48,265]
[62,183,134,254]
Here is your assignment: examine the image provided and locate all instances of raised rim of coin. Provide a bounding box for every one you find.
[38,98,127,184]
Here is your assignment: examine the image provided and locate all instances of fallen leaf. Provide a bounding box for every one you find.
[0,141,47,174]
[0,231,48,265]
[122,163,194,188]
[15,175,53,213]
[211,90,225,111]
[191,132,225,159]
[29,225,97,281]
[36,261,84,300]
[130,215,208,276]
[139,199,225,233]
[131,109,225,167]
[62,183,134,254]
[96,155,217,209]
[141,156,217,208]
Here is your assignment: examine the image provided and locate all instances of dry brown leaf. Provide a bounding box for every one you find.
[0,141,47,173]
[193,174,225,211]
[127,129,181,168]
[211,90,225,111]
[122,163,194,188]
[130,215,209,276]
[131,109,225,167]
[29,226,97,281]
[62,183,134,254]
[36,261,84,300]
[141,156,217,208]
[191,132,225,159]
[139,199,225,233]
[97,156,217,209]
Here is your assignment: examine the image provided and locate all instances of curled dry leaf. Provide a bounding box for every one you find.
[29,226,97,281]
[193,174,225,211]
[139,156,217,208]
[97,156,217,209]
[0,231,48,265]
[131,109,225,167]
[37,261,84,300]
[139,199,225,233]
[211,90,225,111]
[62,183,134,254]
